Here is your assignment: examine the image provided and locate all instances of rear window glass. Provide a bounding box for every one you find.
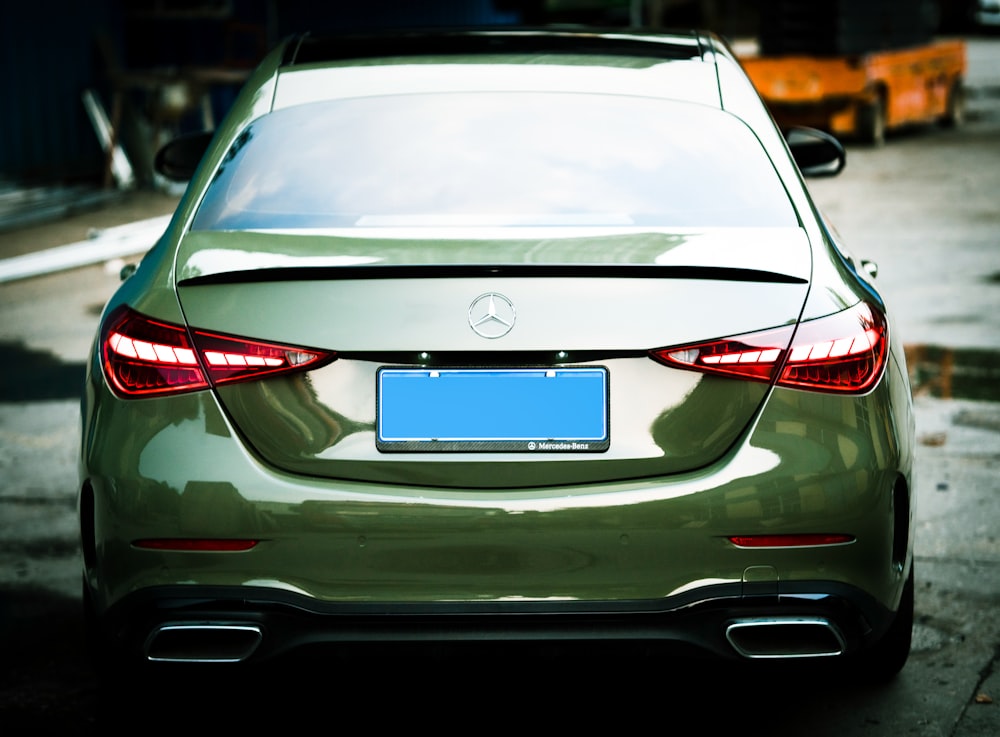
[192,92,797,231]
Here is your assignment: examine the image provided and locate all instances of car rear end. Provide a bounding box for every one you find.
[79,29,915,672]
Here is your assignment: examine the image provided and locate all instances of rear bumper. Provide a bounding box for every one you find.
[92,579,897,666]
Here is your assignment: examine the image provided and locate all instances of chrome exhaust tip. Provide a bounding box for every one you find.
[145,623,263,663]
[725,616,846,659]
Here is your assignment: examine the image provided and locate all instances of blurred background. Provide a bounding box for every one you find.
[0,0,996,231]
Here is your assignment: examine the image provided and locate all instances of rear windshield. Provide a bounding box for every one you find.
[192,92,798,231]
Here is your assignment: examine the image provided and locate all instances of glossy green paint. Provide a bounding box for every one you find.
[82,346,910,610]
[215,359,770,487]
[174,228,813,280]
[179,275,807,348]
[80,30,916,668]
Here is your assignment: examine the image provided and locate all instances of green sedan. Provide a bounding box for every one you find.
[79,27,915,680]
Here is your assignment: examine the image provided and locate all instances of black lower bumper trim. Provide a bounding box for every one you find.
[91,580,897,666]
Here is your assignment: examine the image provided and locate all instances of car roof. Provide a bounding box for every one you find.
[268,27,733,111]
[281,27,718,67]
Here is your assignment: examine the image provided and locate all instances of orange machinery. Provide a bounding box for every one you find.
[738,38,967,145]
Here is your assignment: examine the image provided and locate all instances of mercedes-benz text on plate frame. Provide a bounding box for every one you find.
[376,368,610,453]
[469,292,516,338]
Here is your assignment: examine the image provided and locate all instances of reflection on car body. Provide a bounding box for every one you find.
[79,27,915,680]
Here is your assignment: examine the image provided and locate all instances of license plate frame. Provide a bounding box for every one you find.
[376,367,609,453]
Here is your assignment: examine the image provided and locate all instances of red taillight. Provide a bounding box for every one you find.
[103,307,208,396]
[102,306,335,398]
[133,538,259,551]
[650,301,887,394]
[778,302,886,393]
[728,534,855,548]
[191,329,332,386]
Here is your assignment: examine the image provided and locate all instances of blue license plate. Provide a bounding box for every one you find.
[376,368,609,452]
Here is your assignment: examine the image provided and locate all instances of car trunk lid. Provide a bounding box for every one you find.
[175,228,811,488]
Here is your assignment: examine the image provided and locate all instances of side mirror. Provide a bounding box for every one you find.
[786,127,846,178]
[119,262,138,282]
[154,130,214,182]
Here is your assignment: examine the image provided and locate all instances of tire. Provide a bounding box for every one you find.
[83,578,139,686]
[941,78,966,128]
[857,94,887,147]
[82,578,117,682]
[855,565,915,683]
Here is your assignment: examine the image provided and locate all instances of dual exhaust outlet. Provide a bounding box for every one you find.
[145,623,264,663]
[725,616,846,659]
[144,615,846,664]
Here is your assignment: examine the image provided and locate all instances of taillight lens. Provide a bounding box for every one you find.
[101,306,334,398]
[650,301,887,394]
[103,308,206,396]
[728,534,855,548]
[132,538,259,551]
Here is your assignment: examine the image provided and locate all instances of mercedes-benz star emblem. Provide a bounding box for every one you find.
[468,292,516,339]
